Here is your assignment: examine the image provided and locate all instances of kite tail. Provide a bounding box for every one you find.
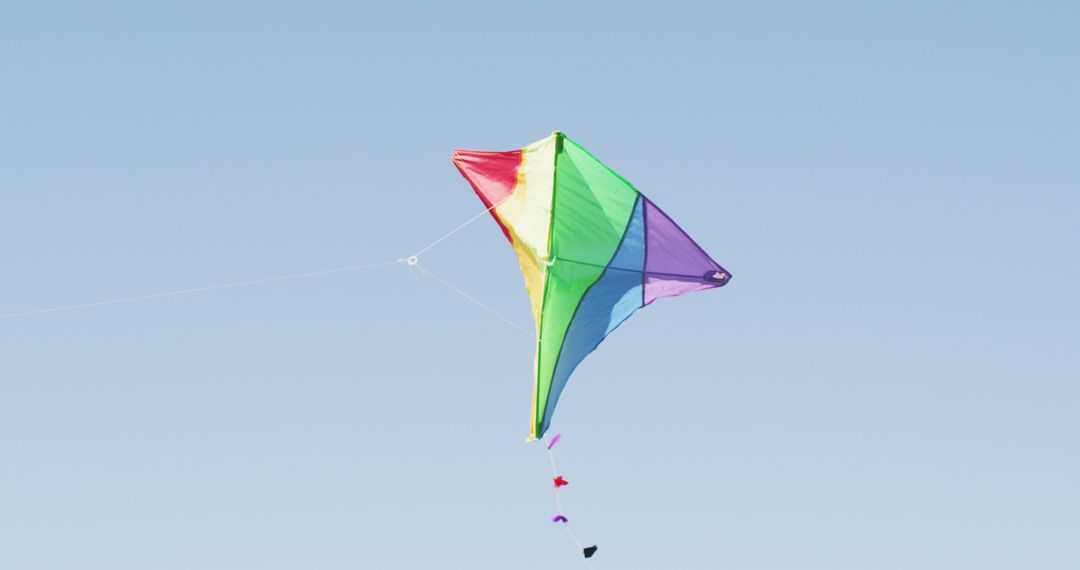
[543,433,598,566]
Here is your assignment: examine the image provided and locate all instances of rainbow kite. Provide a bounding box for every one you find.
[453,132,731,441]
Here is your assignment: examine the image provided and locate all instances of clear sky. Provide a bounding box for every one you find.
[2,2,1078,569]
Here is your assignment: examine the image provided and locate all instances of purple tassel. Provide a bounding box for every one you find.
[552,515,568,523]
[547,433,562,449]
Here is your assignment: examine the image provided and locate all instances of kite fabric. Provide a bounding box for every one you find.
[453,132,731,442]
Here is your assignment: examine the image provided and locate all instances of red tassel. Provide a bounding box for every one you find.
[553,475,569,488]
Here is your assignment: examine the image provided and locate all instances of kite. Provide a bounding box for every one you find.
[452,132,731,442]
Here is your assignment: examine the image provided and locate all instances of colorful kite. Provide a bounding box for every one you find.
[453,132,731,442]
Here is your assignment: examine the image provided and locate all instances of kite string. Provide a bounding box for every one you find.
[0,261,402,321]
[410,197,505,259]
[544,435,596,569]
[410,262,534,337]
[0,200,513,324]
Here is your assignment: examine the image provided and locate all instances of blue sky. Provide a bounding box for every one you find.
[2,2,1078,569]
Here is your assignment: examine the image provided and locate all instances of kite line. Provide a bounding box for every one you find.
[0,201,518,331]
[409,198,503,258]
[410,262,534,337]
[0,261,401,321]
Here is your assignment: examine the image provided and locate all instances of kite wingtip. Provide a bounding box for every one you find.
[703,269,732,285]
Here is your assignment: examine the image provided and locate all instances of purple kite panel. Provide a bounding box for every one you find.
[643,197,730,305]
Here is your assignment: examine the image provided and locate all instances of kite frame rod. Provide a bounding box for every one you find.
[556,256,724,281]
